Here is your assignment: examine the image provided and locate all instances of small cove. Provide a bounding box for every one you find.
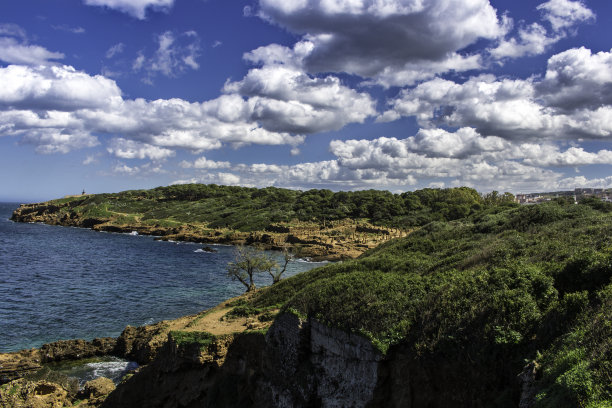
[0,202,326,353]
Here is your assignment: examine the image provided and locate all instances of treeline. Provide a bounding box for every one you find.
[73,184,516,231]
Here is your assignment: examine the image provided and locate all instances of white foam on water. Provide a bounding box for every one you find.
[86,360,137,378]
[296,258,329,264]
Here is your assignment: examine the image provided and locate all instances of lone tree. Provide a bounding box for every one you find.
[267,247,295,284]
[227,245,278,292]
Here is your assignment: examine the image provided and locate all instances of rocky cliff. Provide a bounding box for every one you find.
[1,294,536,408]
[101,312,388,408]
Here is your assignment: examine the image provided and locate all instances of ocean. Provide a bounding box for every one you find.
[0,202,326,353]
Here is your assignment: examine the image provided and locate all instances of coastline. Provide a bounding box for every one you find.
[10,201,408,262]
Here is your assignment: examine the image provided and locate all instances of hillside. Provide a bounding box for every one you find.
[222,199,611,407]
[6,186,611,406]
[10,184,500,260]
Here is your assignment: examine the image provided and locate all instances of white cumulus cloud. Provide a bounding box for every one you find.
[255,0,506,86]
[107,138,175,160]
[537,0,595,32]
[380,47,612,142]
[83,0,175,19]
[0,37,64,66]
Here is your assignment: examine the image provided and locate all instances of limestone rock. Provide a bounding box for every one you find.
[40,338,117,363]
[0,350,42,384]
[0,378,69,408]
[80,377,115,400]
[115,323,169,364]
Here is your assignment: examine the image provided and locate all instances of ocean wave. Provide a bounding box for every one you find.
[86,359,138,379]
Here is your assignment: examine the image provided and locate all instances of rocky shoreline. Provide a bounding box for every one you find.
[0,302,389,407]
[10,201,407,262]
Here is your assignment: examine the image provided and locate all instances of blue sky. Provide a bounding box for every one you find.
[1,0,612,202]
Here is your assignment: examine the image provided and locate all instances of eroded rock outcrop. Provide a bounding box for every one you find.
[0,350,42,384]
[0,338,116,385]
[0,378,70,408]
[114,323,170,365]
[40,338,116,363]
[102,332,266,408]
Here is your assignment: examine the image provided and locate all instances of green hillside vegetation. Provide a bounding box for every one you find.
[49,184,510,231]
[245,200,612,407]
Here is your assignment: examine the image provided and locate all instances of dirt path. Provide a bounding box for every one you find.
[163,293,272,337]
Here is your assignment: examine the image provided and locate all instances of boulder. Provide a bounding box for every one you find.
[80,377,116,400]
[40,338,117,363]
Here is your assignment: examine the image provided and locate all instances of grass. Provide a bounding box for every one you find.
[169,331,215,350]
[185,309,214,328]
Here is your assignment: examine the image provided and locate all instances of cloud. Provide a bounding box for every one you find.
[0,37,64,66]
[133,31,201,81]
[556,175,612,190]
[83,154,98,165]
[490,0,594,60]
[537,47,612,112]
[224,64,376,134]
[0,64,309,155]
[218,173,241,185]
[171,125,612,193]
[490,23,557,59]
[107,138,175,160]
[111,161,166,175]
[380,48,612,142]
[0,24,27,40]
[255,0,506,86]
[19,128,99,154]
[179,156,231,169]
[405,128,508,159]
[83,0,175,19]
[51,25,86,34]
[105,43,125,59]
[0,65,122,111]
[537,0,595,32]
[112,163,138,175]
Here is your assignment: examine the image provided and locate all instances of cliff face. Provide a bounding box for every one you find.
[102,313,386,408]
[259,313,384,407]
[101,311,530,408]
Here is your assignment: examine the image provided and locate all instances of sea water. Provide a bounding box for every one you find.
[0,202,326,353]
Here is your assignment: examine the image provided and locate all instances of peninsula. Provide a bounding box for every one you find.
[9,184,489,261]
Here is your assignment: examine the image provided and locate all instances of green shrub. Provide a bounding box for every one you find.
[170,331,215,349]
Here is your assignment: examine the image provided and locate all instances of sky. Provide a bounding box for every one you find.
[1,0,612,202]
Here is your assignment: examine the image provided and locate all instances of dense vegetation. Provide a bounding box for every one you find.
[44,184,612,405]
[51,184,513,231]
[245,200,612,407]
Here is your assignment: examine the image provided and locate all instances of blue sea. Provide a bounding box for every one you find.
[0,202,326,353]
